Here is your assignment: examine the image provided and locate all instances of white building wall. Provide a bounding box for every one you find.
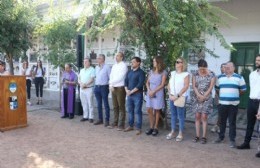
[85,27,121,65]
[205,0,260,74]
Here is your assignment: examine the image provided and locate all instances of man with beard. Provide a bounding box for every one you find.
[237,54,260,158]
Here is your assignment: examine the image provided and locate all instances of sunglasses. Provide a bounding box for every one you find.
[175,61,183,64]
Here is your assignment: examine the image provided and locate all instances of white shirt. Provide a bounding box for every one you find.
[34,67,44,77]
[169,71,189,96]
[22,68,32,80]
[109,61,128,87]
[249,70,260,99]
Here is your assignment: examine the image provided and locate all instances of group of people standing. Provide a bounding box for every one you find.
[60,53,260,158]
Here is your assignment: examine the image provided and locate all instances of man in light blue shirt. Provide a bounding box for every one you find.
[94,54,111,127]
[78,57,95,123]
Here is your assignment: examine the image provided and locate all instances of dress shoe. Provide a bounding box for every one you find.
[237,143,250,149]
[61,116,68,119]
[80,118,88,122]
[89,119,94,123]
[107,123,117,129]
[136,130,142,135]
[117,126,124,131]
[104,121,109,127]
[94,120,103,125]
[69,116,74,119]
[256,151,260,158]
[213,138,224,144]
[229,141,236,148]
[124,126,134,132]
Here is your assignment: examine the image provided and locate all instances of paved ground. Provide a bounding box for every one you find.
[27,89,251,129]
[0,89,259,168]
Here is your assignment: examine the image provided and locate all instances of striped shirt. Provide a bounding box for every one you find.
[215,73,246,105]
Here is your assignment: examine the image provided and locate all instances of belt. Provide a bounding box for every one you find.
[95,85,108,87]
[251,99,260,102]
[113,86,125,88]
[132,90,143,94]
[82,86,93,89]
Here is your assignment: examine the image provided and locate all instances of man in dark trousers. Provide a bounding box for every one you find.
[237,55,260,158]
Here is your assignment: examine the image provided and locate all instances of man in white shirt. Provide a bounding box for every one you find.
[108,52,128,130]
[237,55,260,158]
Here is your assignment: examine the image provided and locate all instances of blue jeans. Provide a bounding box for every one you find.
[94,85,110,122]
[127,92,143,130]
[169,100,185,132]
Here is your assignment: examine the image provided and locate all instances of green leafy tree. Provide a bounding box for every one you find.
[0,0,37,74]
[36,15,77,69]
[79,0,233,69]
[35,0,78,69]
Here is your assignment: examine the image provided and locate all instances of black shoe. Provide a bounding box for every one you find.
[104,121,109,127]
[213,138,224,144]
[256,151,260,158]
[89,119,94,123]
[237,143,250,149]
[145,128,153,135]
[94,120,103,125]
[80,118,88,122]
[37,101,39,105]
[61,116,68,119]
[69,116,74,119]
[152,129,159,136]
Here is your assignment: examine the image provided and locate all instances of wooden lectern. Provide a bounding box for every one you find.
[0,76,27,131]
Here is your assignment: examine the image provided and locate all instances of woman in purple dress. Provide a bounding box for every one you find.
[145,56,167,136]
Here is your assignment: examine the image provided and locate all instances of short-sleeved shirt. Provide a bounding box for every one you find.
[215,73,247,105]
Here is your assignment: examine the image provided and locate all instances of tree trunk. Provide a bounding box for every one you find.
[6,52,14,75]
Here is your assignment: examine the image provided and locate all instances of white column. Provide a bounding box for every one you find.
[98,35,102,54]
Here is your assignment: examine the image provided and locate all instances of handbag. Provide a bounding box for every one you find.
[174,96,186,107]
[173,72,186,107]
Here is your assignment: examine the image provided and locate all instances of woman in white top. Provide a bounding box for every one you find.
[21,60,32,105]
[166,57,190,142]
[32,60,45,105]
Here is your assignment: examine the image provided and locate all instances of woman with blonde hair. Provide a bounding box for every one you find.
[145,56,167,136]
[166,57,190,141]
